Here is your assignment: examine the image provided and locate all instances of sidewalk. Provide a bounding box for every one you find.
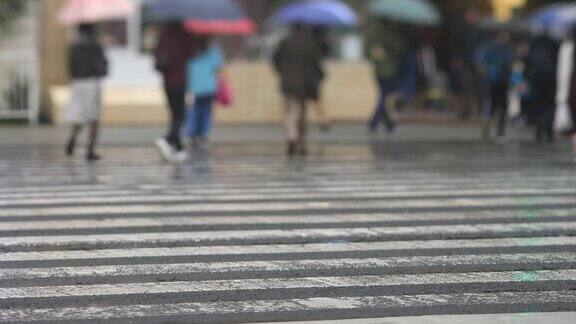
[0,123,538,147]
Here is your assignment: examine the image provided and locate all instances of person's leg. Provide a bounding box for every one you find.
[86,120,100,161]
[496,87,509,138]
[370,78,385,131]
[481,87,495,142]
[297,99,308,155]
[198,97,214,142]
[66,124,83,156]
[311,100,331,130]
[571,134,576,157]
[283,96,299,156]
[164,85,185,151]
[186,100,200,142]
[379,78,396,132]
[370,78,395,132]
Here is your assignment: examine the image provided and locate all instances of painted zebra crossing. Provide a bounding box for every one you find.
[0,142,575,323]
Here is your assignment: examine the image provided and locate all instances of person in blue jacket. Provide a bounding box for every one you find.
[186,37,224,148]
[482,31,513,143]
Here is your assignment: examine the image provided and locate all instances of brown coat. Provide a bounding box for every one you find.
[273,30,322,100]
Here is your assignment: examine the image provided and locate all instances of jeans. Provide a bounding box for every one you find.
[399,52,419,102]
[370,77,396,131]
[485,84,509,137]
[163,85,186,151]
[187,96,214,140]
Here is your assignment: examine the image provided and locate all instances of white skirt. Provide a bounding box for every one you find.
[66,78,102,123]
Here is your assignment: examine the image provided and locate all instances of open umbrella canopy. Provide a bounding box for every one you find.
[479,17,533,37]
[367,0,441,26]
[146,0,255,35]
[273,0,358,27]
[58,0,136,25]
[531,3,576,39]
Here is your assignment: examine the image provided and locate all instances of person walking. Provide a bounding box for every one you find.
[526,34,559,142]
[568,28,576,162]
[185,37,225,148]
[310,26,332,132]
[444,7,483,119]
[154,23,199,162]
[273,24,322,156]
[481,32,514,143]
[65,24,108,162]
[366,20,405,134]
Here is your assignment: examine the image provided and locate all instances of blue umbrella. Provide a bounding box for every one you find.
[274,0,358,27]
[146,0,248,22]
[367,0,441,26]
[531,3,576,39]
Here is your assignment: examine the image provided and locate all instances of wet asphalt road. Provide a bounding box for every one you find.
[0,137,576,323]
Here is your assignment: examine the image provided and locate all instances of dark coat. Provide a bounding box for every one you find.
[68,38,108,80]
[570,50,576,133]
[273,30,322,100]
[155,25,200,89]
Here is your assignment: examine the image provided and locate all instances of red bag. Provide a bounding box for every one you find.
[216,76,233,107]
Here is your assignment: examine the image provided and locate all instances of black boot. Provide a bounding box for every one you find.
[287,141,297,157]
[65,140,76,156]
[86,151,101,162]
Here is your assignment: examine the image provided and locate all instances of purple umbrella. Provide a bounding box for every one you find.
[274,0,358,27]
[146,0,248,22]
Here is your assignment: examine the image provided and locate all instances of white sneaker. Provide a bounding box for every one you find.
[170,151,188,164]
[155,138,174,162]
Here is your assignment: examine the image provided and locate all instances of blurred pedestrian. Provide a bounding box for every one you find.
[310,26,332,132]
[154,23,199,162]
[508,42,530,123]
[65,23,108,162]
[397,25,420,109]
[481,32,513,143]
[366,20,405,134]
[185,37,225,149]
[568,27,576,162]
[526,34,559,142]
[273,24,322,156]
[445,7,483,119]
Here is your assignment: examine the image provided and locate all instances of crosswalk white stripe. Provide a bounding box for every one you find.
[1,237,574,263]
[2,253,575,281]
[1,291,575,322]
[0,190,149,200]
[2,270,575,300]
[1,188,575,207]
[1,197,574,218]
[1,171,572,192]
[1,222,575,248]
[2,209,575,232]
[1,181,572,201]
[0,185,115,194]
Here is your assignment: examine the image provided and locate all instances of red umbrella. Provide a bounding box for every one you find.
[184,19,256,35]
[58,0,135,25]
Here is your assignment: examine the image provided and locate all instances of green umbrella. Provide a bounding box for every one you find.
[368,0,441,26]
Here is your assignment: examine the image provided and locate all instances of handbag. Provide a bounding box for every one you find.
[216,76,233,107]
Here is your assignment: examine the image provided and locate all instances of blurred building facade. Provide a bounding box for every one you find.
[35,0,542,125]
